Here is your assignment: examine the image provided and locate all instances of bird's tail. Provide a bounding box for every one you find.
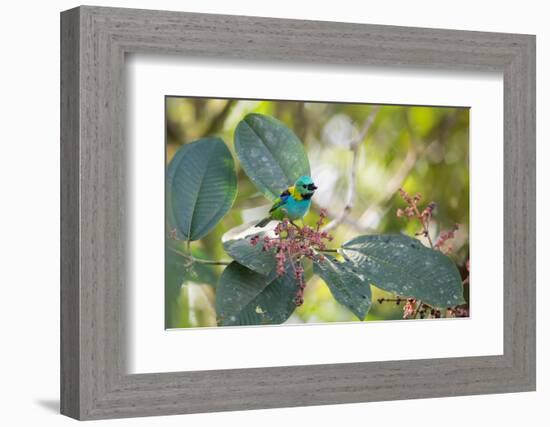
[255,217,272,228]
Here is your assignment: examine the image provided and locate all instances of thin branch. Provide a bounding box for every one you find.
[193,259,231,266]
[323,107,379,232]
[409,201,435,249]
[170,248,231,266]
[425,230,435,249]
[318,248,339,253]
[413,299,424,319]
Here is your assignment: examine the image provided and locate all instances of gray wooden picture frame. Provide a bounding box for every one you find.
[60,5,536,420]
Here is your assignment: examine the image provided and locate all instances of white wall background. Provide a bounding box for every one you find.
[0,0,546,425]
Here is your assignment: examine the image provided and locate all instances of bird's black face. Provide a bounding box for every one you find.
[299,183,317,191]
[294,176,317,199]
[298,182,317,200]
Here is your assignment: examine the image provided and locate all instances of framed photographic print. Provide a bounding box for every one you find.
[163,97,470,330]
[61,5,536,420]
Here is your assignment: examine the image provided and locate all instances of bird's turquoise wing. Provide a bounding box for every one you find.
[269,188,291,213]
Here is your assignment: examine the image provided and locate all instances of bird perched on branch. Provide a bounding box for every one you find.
[255,175,318,227]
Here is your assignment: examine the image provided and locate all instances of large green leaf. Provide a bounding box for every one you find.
[167,137,237,241]
[342,234,464,308]
[223,236,276,275]
[313,255,372,319]
[221,223,276,275]
[216,262,297,326]
[234,114,310,200]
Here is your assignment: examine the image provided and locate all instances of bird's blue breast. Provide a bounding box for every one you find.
[284,197,311,220]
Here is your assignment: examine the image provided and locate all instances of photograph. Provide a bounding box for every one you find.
[165,97,470,328]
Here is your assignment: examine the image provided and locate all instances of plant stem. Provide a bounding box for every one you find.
[413,299,424,319]
[194,259,231,266]
[425,232,434,249]
[171,248,231,266]
[412,204,434,249]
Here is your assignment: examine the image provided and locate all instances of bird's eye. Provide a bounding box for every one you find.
[302,184,307,188]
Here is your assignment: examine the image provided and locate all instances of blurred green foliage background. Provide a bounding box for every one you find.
[166,97,469,328]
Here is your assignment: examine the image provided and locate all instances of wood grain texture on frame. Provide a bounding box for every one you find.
[60,5,536,420]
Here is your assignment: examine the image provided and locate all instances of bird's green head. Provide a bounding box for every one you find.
[294,175,317,199]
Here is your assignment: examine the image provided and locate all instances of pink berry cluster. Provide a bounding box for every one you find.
[377,297,443,319]
[396,188,462,256]
[434,223,460,253]
[396,189,437,242]
[394,189,470,319]
[402,298,416,319]
[250,210,333,306]
[446,306,469,318]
